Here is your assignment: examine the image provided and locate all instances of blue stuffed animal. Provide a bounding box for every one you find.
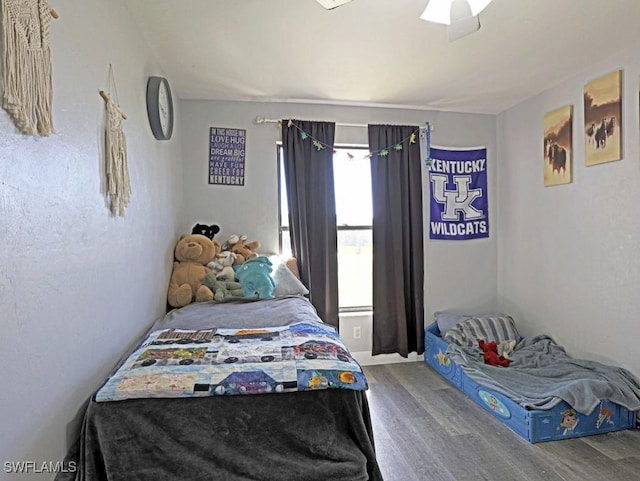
[233,256,276,299]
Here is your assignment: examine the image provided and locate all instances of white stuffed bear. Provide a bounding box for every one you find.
[208,250,237,281]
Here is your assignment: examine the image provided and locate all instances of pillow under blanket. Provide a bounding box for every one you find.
[435,310,505,334]
[443,315,521,347]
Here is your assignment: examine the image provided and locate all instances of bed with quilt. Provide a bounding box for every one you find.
[424,313,640,443]
[60,296,383,481]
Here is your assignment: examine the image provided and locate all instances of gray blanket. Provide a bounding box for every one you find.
[447,334,640,415]
[57,297,383,481]
[152,296,323,330]
[58,389,382,481]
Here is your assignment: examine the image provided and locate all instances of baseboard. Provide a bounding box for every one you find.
[352,350,422,366]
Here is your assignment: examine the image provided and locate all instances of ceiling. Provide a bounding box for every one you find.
[123,0,640,115]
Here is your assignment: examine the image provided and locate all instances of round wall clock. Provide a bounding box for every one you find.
[146,76,174,140]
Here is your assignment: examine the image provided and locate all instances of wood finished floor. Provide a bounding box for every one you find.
[364,362,640,481]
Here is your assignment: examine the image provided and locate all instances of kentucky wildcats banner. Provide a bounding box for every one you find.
[429,146,489,240]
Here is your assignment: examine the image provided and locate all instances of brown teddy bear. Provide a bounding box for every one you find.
[167,234,221,308]
[223,234,261,264]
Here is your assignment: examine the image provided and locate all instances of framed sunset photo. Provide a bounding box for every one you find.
[543,105,572,186]
[584,70,622,166]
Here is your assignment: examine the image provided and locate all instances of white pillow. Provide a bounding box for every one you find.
[269,257,309,297]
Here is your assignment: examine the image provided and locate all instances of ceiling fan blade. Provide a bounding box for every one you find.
[448,0,480,41]
[315,0,355,10]
[448,15,480,42]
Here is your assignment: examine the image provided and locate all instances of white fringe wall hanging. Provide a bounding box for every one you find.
[1,0,58,135]
[100,65,131,217]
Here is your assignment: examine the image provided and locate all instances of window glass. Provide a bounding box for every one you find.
[279,158,289,228]
[337,229,372,309]
[333,149,372,226]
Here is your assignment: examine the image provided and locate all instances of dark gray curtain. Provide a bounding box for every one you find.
[281,120,339,329]
[368,124,424,356]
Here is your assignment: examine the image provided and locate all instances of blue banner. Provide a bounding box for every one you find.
[428,147,489,240]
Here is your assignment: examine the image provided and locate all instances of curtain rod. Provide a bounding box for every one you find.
[254,116,433,130]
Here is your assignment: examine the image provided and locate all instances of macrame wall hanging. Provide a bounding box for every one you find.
[100,65,131,217]
[1,0,58,135]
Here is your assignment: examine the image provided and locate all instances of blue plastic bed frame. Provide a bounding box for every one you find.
[424,322,637,443]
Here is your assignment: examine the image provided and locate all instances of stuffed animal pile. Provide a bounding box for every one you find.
[167,227,275,304]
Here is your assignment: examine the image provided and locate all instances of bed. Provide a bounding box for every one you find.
[60,296,383,481]
[424,314,640,443]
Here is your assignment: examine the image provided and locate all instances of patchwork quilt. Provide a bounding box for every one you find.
[95,321,367,401]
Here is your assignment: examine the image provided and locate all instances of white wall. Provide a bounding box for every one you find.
[180,100,498,353]
[0,1,183,478]
[497,41,640,379]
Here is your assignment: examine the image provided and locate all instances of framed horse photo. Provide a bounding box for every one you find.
[584,70,622,166]
[543,105,573,187]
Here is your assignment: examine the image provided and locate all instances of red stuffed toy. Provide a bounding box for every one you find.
[479,340,510,367]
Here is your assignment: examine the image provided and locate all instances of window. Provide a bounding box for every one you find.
[278,146,373,311]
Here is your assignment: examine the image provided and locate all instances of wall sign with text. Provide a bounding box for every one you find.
[209,127,246,186]
[428,146,489,240]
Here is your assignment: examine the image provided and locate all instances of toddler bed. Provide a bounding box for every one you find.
[424,314,640,443]
[60,296,383,481]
